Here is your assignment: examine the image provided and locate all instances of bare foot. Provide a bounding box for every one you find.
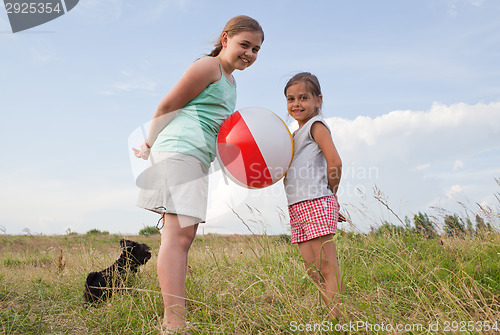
[161,321,188,335]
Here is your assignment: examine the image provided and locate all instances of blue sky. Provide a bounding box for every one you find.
[1,0,499,235]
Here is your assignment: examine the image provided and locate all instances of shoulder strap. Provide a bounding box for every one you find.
[212,56,235,85]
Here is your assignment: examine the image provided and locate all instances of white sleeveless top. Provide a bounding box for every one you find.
[284,115,334,205]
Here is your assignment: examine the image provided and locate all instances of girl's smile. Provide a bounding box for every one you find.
[219,31,262,73]
[286,82,323,127]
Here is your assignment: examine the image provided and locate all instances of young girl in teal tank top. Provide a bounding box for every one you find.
[132,15,264,333]
[152,58,237,170]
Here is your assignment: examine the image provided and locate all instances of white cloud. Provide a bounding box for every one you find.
[205,169,289,235]
[447,0,459,16]
[446,0,487,16]
[0,171,139,235]
[329,102,500,164]
[469,0,485,6]
[213,102,500,232]
[453,159,464,171]
[102,69,158,95]
[2,102,499,235]
[446,184,463,198]
[113,79,157,92]
[413,163,431,172]
[116,69,157,91]
[323,101,500,229]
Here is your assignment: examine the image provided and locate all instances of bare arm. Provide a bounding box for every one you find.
[311,121,342,195]
[134,57,221,159]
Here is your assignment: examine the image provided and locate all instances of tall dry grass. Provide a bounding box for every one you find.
[1,229,499,334]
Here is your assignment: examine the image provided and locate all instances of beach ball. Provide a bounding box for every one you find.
[216,107,293,189]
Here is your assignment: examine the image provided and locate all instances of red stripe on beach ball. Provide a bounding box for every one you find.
[217,108,293,189]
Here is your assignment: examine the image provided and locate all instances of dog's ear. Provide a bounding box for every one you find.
[121,240,134,254]
[122,240,137,254]
[121,239,139,249]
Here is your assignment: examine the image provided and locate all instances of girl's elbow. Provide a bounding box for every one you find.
[155,102,180,118]
[327,159,342,170]
[334,158,342,170]
[157,101,172,115]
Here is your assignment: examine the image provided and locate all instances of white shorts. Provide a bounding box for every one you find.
[136,152,209,223]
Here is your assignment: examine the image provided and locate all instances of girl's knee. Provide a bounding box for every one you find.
[164,232,195,250]
[178,232,196,250]
[160,227,196,252]
[318,258,332,273]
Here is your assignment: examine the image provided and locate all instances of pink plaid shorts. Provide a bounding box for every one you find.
[288,195,339,243]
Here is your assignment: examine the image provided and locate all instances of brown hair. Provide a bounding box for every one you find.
[208,15,264,57]
[284,72,323,111]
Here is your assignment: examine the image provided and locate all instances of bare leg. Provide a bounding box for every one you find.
[157,213,198,331]
[298,234,342,318]
[298,239,323,286]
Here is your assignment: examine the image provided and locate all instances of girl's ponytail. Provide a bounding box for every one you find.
[208,42,223,57]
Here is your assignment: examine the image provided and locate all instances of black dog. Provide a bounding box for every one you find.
[83,239,152,304]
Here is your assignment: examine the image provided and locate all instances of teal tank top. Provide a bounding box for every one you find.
[152,58,237,169]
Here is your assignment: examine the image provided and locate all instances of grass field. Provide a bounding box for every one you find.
[1,224,499,334]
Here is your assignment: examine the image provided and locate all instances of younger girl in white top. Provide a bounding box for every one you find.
[283,72,343,318]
